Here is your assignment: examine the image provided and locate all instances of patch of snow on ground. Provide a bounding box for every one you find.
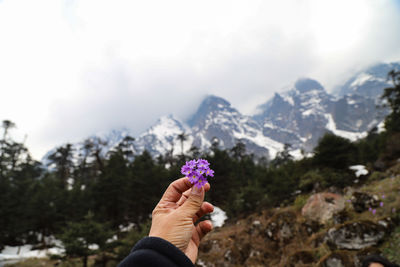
[210,206,227,227]
[377,121,386,133]
[349,165,369,177]
[289,149,304,160]
[88,244,99,250]
[325,114,367,141]
[0,244,64,263]
[119,223,135,232]
[197,259,207,267]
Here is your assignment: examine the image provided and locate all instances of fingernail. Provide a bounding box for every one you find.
[192,185,202,195]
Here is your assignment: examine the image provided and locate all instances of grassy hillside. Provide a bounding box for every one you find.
[196,162,400,266]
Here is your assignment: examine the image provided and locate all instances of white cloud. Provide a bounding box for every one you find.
[0,0,399,159]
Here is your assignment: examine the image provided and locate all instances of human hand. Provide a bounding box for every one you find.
[149,177,214,263]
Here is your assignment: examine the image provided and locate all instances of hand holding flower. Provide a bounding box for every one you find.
[149,177,214,263]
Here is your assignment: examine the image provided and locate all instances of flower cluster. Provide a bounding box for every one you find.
[181,159,214,188]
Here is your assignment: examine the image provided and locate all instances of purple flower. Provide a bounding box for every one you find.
[197,159,210,168]
[372,209,376,215]
[197,166,207,175]
[206,168,214,177]
[380,202,384,207]
[195,177,208,188]
[382,194,385,199]
[369,207,372,211]
[181,165,193,176]
[188,170,200,184]
[187,160,197,168]
[181,159,214,188]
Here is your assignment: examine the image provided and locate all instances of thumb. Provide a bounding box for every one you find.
[180,186,204,217]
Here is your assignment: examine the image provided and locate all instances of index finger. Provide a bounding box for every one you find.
[160,177,193,203]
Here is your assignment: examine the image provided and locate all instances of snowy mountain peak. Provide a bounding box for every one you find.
[134,115,192,157]
[201,95,231,108]
[187,95,234,127]
[145,114,187,138]
[338,62,400,98]
[43,63,393,163]
[294,78,325,93]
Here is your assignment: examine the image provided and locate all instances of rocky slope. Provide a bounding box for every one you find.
[196,163,400,267]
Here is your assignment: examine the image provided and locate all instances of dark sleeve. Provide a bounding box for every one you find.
[118,237,195,267]
[361,255,400,267]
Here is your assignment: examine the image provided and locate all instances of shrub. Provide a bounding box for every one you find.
[367,171,385,182]
[299,170,327,192]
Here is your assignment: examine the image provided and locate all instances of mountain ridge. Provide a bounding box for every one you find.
[42,62,397,163]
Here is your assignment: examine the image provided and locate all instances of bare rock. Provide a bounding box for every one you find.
[351,192,379,213]
[265,211,297,244]
[302,193,345,224]
[325,221,386,250]
[319,251,353,267]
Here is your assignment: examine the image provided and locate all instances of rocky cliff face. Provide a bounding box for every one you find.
[253,76,388,152]
[187,95,283,159]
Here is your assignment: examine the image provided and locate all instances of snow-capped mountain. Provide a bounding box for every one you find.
[253,75,387,151]
[337,62,400,98]
[134,115,193,157]
[43,62,397,163]
[187,95,283,158]
[254,78,335,150]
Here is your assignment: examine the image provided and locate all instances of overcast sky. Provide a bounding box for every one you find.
[1,0,400,160]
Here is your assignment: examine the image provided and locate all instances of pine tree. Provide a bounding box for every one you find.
[59,212,113,267]
[313,133,357,170]
[177,132,188,156]
[271,143,293,167]
[230,140,246,160]
[94,150,130,228]
[47,144,74,189]
[382,70,400,131]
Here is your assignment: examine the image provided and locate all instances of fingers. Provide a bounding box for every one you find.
[160,177,193,203]
[193,202,214,223]
[193,220,213,246]
[204,183,210,192]
[180,186,205,217]
[176,189,190,206]
[177,183,210,206]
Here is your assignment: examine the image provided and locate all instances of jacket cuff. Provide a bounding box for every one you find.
[132,237,194,267]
